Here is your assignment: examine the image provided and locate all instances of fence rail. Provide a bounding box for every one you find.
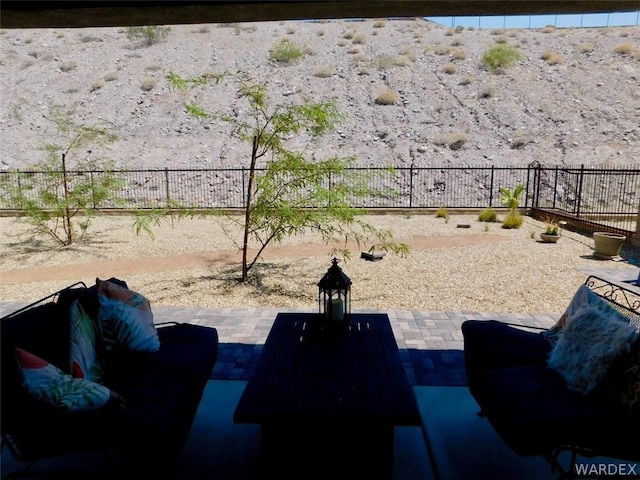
[1,164,638,234]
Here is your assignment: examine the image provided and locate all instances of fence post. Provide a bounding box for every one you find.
[489,166,495,207]
[241,167,246,209]
[552,166,559,209]
[409,164,414,208]
[576,164,585,217]
[164,168,170,207]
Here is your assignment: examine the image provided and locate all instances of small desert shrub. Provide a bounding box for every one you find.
[478,207,497,223]
[352,32,366,44]
[442,63,457,74]
[459,74,474,85]
[541,25,556,34]
[60,61,77,72]
[316,29,325,37]
[352,53,367,63]
[433,132,467,150]
[140,77,157,91]
[286,26,296,35]
[481,44,522,73]
[374,88,399,105]
[357,66,370,76]
[104,71,118,82]
[451,49,467,60]
[491,29,506,36]
[436,206,449,218]
[373,20,386,28]
[434,45,453,55]
[445,29,455,37]
[394,55,412,67]
[313,65,334,78]
[510,136,531,149]
[546,53,563,65]
[126,26,171,47]
[614,43,634,55]
[399,46,417,62]
[455,25,464,33]
[269,38,304,63]
[347,46,361,54]
[90,79,104,92]
[580,42,594,53]
[478,85,494,98]
[196,25,210,34]
[79,34,102,43]
[342,31,354,40]
[502,212,524,229]
[374,54,396,70]
[495,37,508,44]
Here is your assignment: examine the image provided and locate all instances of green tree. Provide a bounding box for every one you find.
[161,70,408,281]
[4,105,122,246]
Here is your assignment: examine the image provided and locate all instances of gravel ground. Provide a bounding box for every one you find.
[1,213,638,314]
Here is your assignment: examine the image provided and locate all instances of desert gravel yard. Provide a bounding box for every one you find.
[1,214,638,314]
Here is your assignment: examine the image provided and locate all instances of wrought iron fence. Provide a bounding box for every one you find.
[1,164,638,234]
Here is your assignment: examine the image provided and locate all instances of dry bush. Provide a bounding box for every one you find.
[541,25,556,34]
[399,46,417,62]
[104,71,118,82]
[450,38,464,47]
[60,61,77,72]
[347,46,361,54]
[313,65,334,78]
[352,32,366,44]
[510,136,531,149]
[546,53,563,65]
[451,49,467,60]
[394,55,412,67]
[337,39,348,47]
[540,50,553,60]
[374,87,399,105]
[434,45,453,55]
[352,53,367,63]
[491,29,506,36]
[140,77,157,91]
[374,54,396,70]
[445,29,455,36]
[90,79,105,92]
[433,132,468,150]
[372,20,386,28]
[357,66,370,76]
[342,31,354,40]
[478,85,494,98]
[316,29,325,37]
[580,42,595,53]
[614,43,634,55]
[442,63,457,74]
[459,74,474,85]
[495,36,508,44]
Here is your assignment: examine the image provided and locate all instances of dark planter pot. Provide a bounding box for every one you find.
[540,233,560,243]
[593,232,626,259]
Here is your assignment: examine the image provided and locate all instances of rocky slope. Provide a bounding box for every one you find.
[1,18,639,171]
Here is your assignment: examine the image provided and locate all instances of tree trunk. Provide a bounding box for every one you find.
[241,135,259,282]
[61,153,73,245]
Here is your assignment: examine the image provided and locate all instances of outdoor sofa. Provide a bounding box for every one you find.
[1,278,219,477]
[462,275,640,478]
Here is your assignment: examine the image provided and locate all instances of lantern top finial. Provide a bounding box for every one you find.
[318,257,352,289]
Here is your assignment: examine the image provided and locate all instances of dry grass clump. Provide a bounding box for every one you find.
[398,46,417,62]
[90,79,105,92]
[433,45,453,55]
[442,63,457,74]
[372,20,386,28]
[459,74,474,85]
[393,55,412,67]
[478,85,494,98]
[313,65,334,78]
[614,42,634,55]
[374,54,396,70]
[541,25,556,34]
[541,50,563,65]
[433,131,468,150]
[579,42,595,53]
[60,61,77,72]
[451,49,467,60]
[374,87,399,105]
[140,77,157,91]
[352,32,366,44]
[104,71,118,82]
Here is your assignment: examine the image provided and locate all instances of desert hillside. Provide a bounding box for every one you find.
[1,18,639,171]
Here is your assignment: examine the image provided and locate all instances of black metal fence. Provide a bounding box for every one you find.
[1,164,638,234]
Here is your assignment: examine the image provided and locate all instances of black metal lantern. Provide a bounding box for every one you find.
[318,258,351,322]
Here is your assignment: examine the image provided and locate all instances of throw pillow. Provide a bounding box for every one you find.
[96,278,160,353]
[547,304,637,394]
[69,299,103,382]
[15,347,112,412]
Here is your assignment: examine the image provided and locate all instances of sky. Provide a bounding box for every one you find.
[427,11,640,29]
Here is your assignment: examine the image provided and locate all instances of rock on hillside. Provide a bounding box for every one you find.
[1,19,639,171]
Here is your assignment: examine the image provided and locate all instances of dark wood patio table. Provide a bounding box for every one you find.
[233,312,420,479]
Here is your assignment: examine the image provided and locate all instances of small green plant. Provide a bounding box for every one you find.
[435,206,449,219]
[481,44,522,73]
[478,207,497,223]
[500,183,525,229]
[269,38,305,64]
[502,212,524,229]
[126,26,171,47]
[544,219,561,235]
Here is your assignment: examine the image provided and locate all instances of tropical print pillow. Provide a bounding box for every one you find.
[15,347,111,412]
[96,278,160,353]
[70,299,104,381]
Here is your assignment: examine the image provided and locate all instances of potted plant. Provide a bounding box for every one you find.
[540,221,561,243]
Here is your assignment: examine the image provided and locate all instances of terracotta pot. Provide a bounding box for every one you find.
[593,232,626,259]
[540,233,560,243]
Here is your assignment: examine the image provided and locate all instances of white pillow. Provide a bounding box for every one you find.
[547,303,637,394]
